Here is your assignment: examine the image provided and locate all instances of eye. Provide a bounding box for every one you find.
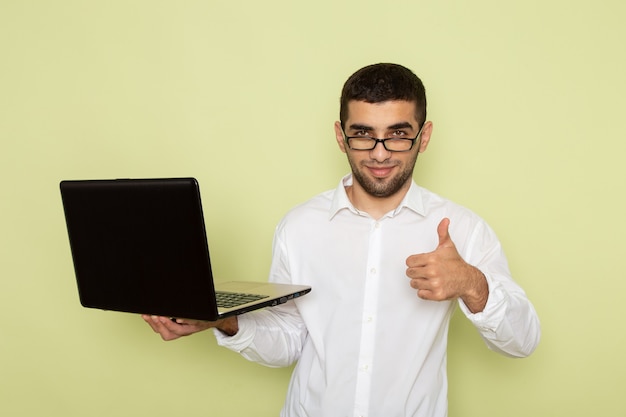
[353,130,371,137]
[391,130,409,137]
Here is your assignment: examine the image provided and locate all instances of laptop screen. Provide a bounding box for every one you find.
[60,178,220,320]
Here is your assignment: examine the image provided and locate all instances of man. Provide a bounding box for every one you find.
[143,63,540,417]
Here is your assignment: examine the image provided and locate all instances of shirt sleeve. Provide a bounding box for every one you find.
[212,221,308,367]
[458,273,541,357]
[457,220,541,358]
[212,301,307,367]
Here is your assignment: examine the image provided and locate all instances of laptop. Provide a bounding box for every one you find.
[59,177,311,321]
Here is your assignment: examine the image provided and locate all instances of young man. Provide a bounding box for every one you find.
[143,63,540,417]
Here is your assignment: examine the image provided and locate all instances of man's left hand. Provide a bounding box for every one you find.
[405,218,488,313]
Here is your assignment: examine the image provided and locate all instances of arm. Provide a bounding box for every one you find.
[213,301,307,367]
[142,315,239,340]
[213,225,308,367]
[141,303,307,367]
[142,222,307,367]
[458,273,540,358]
[406,218,489,312]
[406,217,540,357]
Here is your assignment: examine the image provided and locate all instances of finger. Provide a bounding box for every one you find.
[406,265,429,280]
[141,314,162,333]
[156,316,196,334]
[412,283,435,300]
[409,276,432,291]
[406,253,429,268]
[174,318,206,326]
[142,315,185,340]
[437,218,452,248]
[417,289,432,300]
[410,278,442,301]
[405,255,418,268]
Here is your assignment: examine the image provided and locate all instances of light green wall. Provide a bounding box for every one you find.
[2,1,625,416]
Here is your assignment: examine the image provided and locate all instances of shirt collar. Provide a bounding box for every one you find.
[329,173,426,220]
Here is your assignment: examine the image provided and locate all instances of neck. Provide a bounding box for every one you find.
[345,180,411,220]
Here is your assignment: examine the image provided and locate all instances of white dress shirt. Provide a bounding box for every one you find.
[215,174,540,417]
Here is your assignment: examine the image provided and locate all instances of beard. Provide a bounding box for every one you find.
[347,153,418,198]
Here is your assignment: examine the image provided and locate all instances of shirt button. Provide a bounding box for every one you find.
[370,268,377,275]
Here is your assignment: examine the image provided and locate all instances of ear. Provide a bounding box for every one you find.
[417,121,433,153]
[334,121,347,154]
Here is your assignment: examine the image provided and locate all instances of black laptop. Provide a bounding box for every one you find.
[59,177,311,321]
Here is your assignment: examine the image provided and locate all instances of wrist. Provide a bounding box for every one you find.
[216,316,239,336]
[461,268,489,313]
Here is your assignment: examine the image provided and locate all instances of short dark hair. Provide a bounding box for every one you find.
[339,63,427,128]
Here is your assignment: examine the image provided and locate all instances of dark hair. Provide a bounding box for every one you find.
[339,63,427,128]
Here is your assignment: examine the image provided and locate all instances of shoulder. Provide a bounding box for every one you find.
[275,188,335,231]
[415,184,494,235]
[415,184,477,217]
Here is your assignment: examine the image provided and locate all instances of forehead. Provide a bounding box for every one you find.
[344,100,419,128]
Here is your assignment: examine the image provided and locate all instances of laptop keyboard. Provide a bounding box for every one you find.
[216,291,269,309]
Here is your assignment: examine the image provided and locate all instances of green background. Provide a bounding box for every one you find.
[2,1,624,415]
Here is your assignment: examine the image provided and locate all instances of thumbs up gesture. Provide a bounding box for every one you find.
[405,218,489,313]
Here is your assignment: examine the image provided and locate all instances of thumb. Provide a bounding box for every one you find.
[437,218,452,248]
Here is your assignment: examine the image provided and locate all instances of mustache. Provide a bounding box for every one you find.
[360,160,400,167]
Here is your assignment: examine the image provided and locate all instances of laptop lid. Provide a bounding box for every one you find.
[59,178,310,321]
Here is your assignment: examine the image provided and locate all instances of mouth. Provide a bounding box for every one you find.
[366,165,396,178]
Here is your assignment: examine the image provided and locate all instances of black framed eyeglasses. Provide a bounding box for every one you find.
[342,124,425,152]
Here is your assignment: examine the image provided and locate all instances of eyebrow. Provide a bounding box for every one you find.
[347,122,415,132]
[347,123,374,132]
[388,122,415,130]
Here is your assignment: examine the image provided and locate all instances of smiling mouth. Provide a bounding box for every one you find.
[367,165,396,178]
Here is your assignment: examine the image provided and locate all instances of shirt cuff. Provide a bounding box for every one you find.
[458,273,507,332]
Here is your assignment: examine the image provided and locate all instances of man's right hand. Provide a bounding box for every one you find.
[141,315,238,341]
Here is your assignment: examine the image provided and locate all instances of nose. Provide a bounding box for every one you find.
[370,140,391,162]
